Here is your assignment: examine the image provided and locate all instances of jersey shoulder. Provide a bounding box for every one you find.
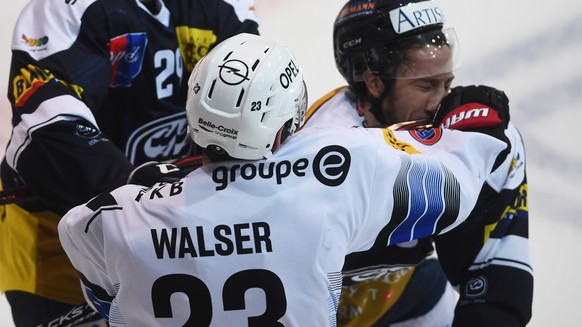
[304,87,345,122]
[486,122,527,191]
[221,0,259,23]
[12,0,104,60]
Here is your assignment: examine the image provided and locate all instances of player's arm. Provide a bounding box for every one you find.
[5,61,132,215]
[435,132,532,326]
[4,2,133,215]
[435,169,532,326]
[432,86,532,326]
[4,113,133,216]
[352,87,509,251]
[58,192,124,321]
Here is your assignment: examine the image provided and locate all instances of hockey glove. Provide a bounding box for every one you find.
[433,85,511,170]
[127,161,188,187]
[433,85,509,131]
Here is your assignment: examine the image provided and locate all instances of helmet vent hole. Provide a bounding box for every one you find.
[252,59,260,71]
[236,88,245,107]
[260,111,269,123]
[208,79,217,98]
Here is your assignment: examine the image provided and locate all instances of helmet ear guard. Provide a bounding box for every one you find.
[186,33,307,160]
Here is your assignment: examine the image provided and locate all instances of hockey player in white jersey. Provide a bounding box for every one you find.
[304,0,532,326]
[58,33,510,326]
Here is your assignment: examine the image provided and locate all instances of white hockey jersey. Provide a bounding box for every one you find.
[304,87,533,325]
[59,126,505,326]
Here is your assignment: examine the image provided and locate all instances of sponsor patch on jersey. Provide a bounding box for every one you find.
[382,129,421,154]
[389,0,445,34]
[21,34,49,50]
[508,152,525,178]
[211,145,351,190]
[408,127,442,145]
[338,266,414,325]
[313,145,351,187]
[125,112,192,164]
[175,27,217,72]
[109,33,148,87]
[12,64,84,108]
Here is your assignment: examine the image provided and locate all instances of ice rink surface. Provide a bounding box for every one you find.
[1,0,581,326]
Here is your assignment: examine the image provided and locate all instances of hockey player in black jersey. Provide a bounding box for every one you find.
[0,0,258,325]
[304,0,532,326]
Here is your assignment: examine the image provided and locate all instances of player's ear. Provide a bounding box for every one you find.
[362,70,385,98]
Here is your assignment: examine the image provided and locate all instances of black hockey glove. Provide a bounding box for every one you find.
[127,161,189,187]
[433,85,511,170]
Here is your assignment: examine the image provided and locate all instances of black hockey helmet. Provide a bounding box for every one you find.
[334,0,460,87]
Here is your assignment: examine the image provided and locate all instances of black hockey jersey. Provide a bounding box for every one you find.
[0,0,258,304]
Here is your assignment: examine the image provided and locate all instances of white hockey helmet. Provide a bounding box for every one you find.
[186,33,307,160]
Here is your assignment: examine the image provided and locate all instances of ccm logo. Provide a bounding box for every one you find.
[343,37,362,49]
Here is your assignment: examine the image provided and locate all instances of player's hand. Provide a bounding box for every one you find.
[433,85,511,170]
[433,85,509,131]
[127,161,188,187]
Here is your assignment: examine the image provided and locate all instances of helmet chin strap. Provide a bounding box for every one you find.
[367,83,392,126]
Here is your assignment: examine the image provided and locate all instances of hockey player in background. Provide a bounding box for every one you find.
[59,33,512,326]
[303,0,532,326]
[0,0,258,325]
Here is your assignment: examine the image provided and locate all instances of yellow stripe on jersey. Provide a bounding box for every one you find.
[382,129,421,154]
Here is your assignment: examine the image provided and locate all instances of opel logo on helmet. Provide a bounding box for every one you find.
[218,59,250,86]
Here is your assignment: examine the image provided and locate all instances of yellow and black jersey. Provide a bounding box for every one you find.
[1,0,258,304]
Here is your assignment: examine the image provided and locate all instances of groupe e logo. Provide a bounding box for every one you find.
[211,145,351,190]
[218,59,250,86]
[313,145,351,187]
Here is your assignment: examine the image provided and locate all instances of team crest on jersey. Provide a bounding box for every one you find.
[125,112,192,164]
[109,33,148,87]
[175,27,217,72]
[408,128,442,145]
